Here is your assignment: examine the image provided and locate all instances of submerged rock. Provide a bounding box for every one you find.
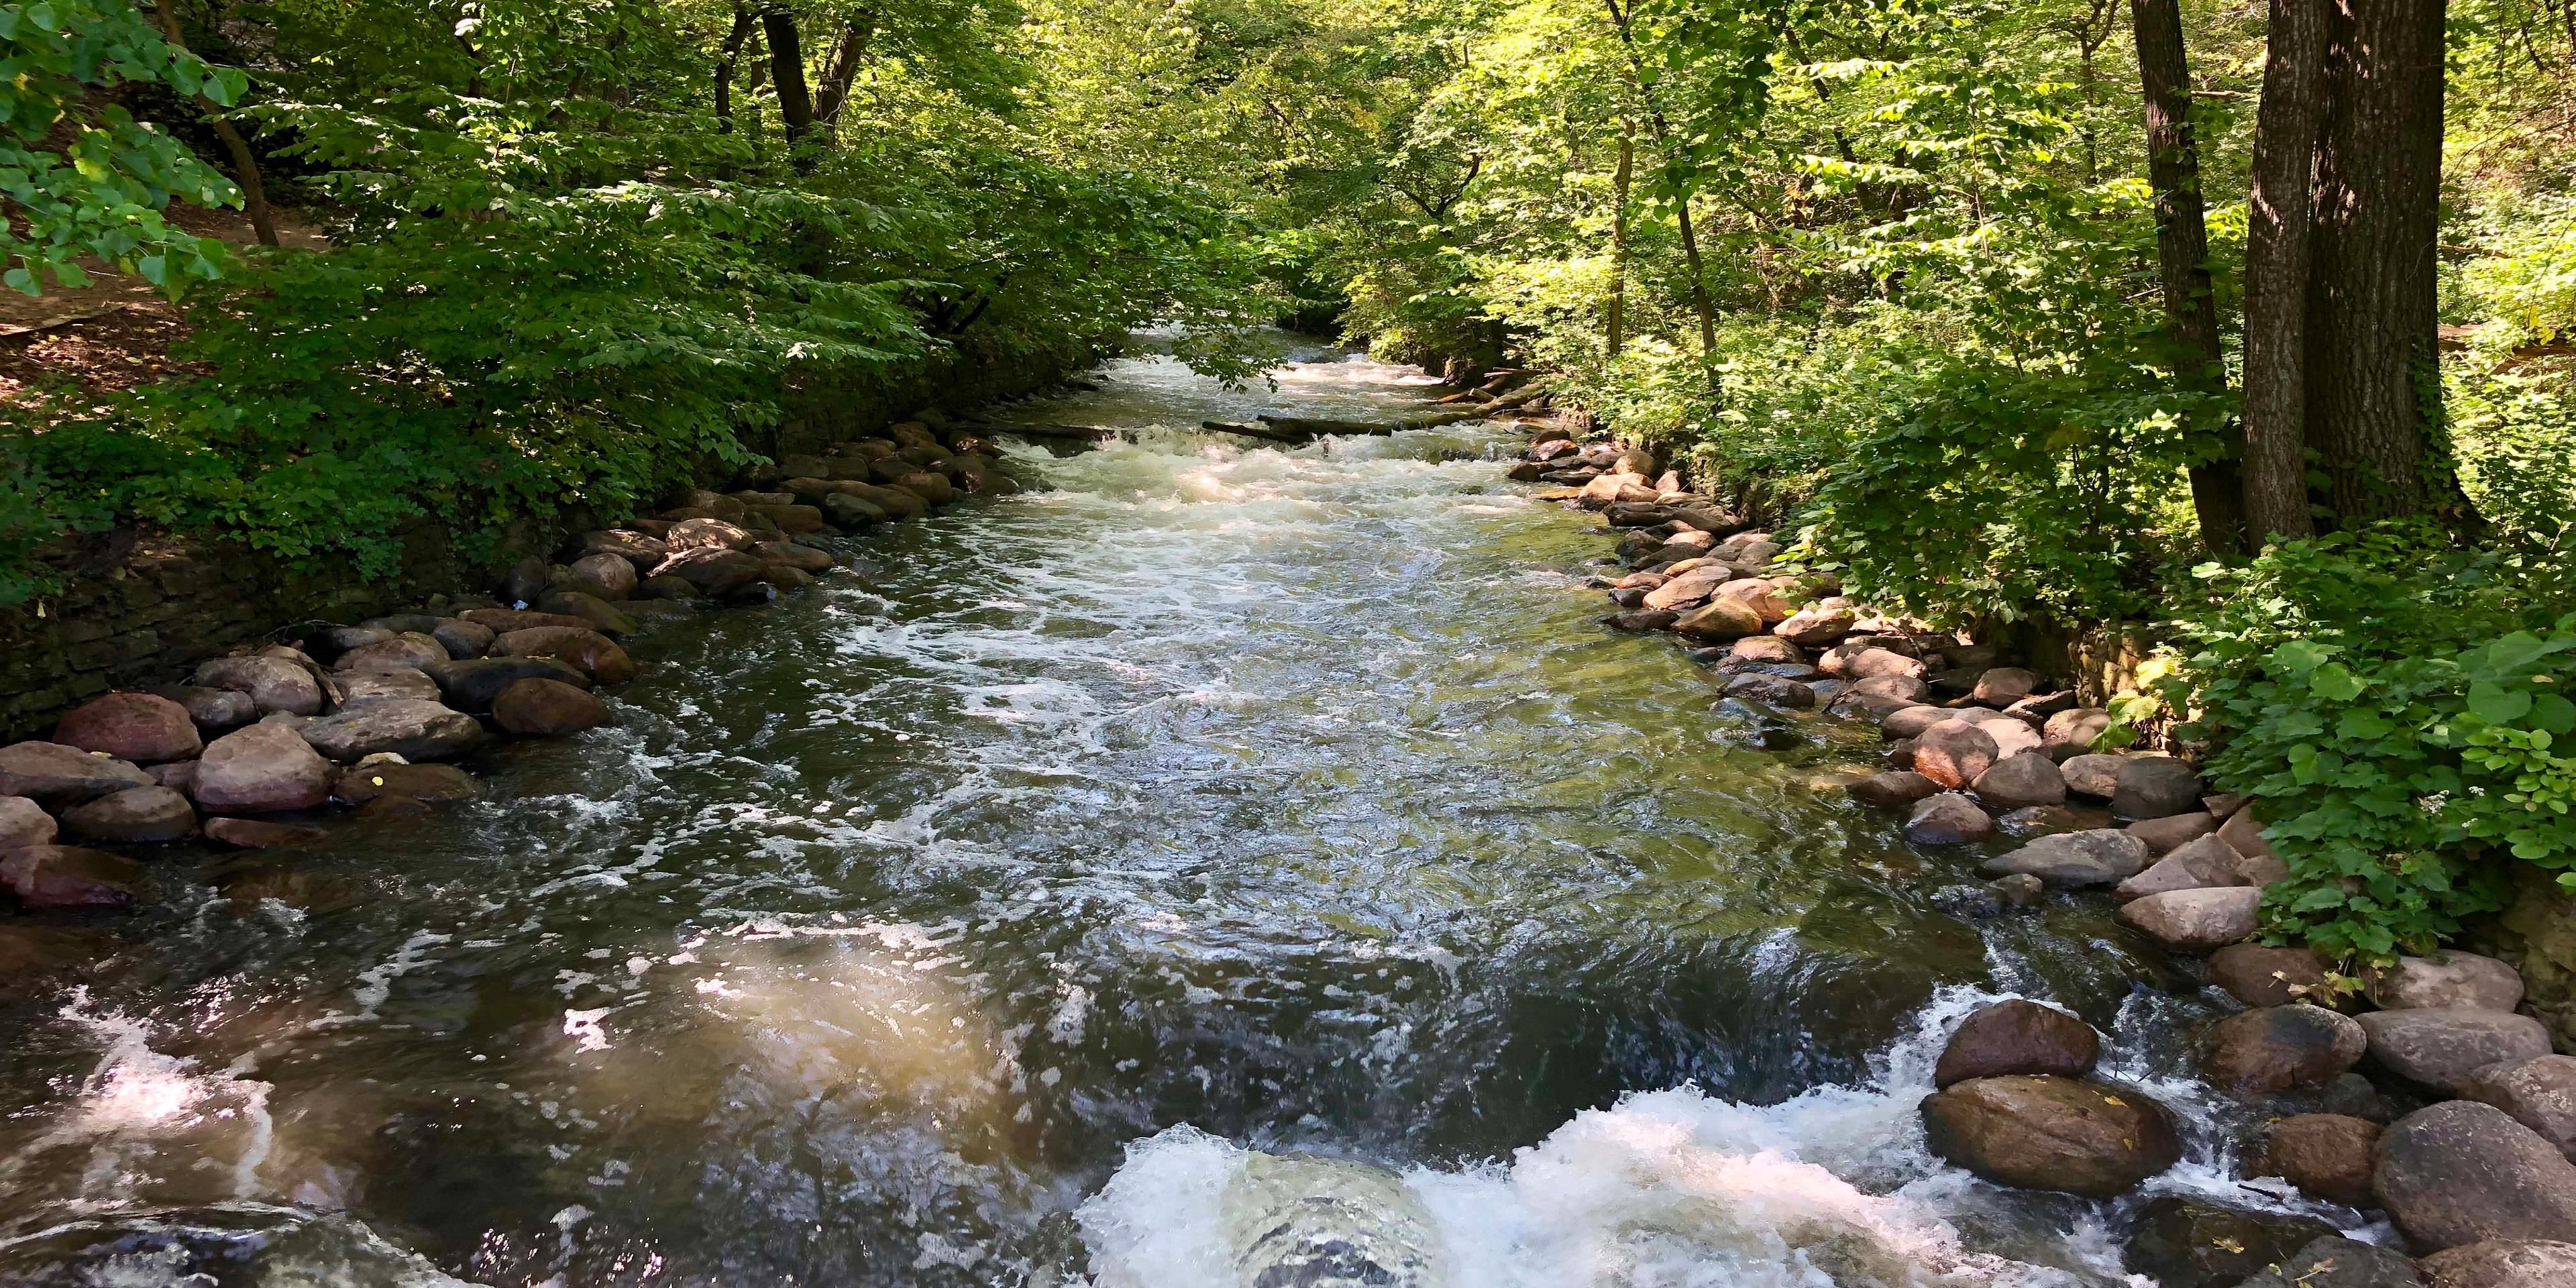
[2123,1196,2337,1288]
[1847,771,1937,808]
[1919,1075,2180,1197]
[0,845,142,908]
[492,678,608,737]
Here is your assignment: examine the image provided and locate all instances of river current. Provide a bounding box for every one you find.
[0,346,2367,1285]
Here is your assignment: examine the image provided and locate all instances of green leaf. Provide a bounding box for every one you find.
[2271,639,2333,677]
[2308,662,2365,702]
[2469,682,2534,725]
[3,267,34,297]
[2534,694,2576,737]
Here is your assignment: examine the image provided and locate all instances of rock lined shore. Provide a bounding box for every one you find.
[1513,421,2576,1288]
[0,414,1010,920]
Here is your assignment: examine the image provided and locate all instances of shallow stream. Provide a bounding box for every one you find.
[0,346,2367,1285]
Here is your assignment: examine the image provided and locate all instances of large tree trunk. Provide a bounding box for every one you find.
[1606,121,1632,357]
[2304,0,2470,529]
[761,6,815,148]
[2239,0,2330,541]
[813,12,877,126]
[2131,0,2243,553]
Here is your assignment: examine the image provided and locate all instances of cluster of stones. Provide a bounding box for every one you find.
[1515,426,2576,1287]
[0,415,1004,917]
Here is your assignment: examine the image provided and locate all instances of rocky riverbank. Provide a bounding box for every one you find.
[0,413,1015,923]
[1509,420,2576,1288]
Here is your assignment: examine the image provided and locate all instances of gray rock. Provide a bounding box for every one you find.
[192,655,326,716]
[195,724,333,814]
[2114,833,2251,902]
[1970,667,2039,707]
[1905,792,1995,845]
[2118,885,2261,950]
[2234,1236,2423,1288]
[2375,1101,2576,1251]
[2422,1240,2576,1288]
[1972,752,2066,810]
[0,741,154,806]
[2122,1195,2338,1288]
[2209,943,2332,1008]
[2368,951,2527,1013]
[2463,1056,2576,1164]
[335,669,443,706]
[2043,706,2111,751]
[0,795,56,849]
[2201,1004,2367,1095]
[1847,771,1937,808]
[1992,873,2047,908]
[1983,828,2151,887]
[2127,810,2218,855]
[60,786,196,844]
[422,657,592,714]
[298,700,485,764]
[2361,1009,2555,1093]
[2060,753,2127,799]
[150,684,260,733]
[1722,673,1815,708]
[429,617,496,659]
[1880,705,1952,739]
[2114,755,2206,820]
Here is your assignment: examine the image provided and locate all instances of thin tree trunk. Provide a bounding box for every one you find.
[2240,0,2329,541]
[715,5,755,135]
[149,0,276,247]
[2305,0,2472,529]
[2131,0,2243,553]
[761,5,815,148]
[1601,0,1716,357]
[814,12,877,126]
[1607,121,1632,357]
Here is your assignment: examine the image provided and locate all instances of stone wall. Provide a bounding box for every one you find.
[0,338,1110,741]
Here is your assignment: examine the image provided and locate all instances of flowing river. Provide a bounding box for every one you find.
[0,344,2361,1285]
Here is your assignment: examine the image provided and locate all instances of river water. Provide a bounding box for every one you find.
[0,346,2365,1285]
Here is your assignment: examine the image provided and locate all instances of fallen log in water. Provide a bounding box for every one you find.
[1254,414,1396,437]
[1201,420,1311,443]
[968,422,1110,441]
[1472,380,1552,415]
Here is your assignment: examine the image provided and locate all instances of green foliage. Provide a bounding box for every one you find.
[2167,527,2576,959]
[1,0,244,295]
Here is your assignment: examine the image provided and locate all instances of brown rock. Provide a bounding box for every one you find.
[2375,1101,2576,1251]
[2059,753,2127,799]
[1722,674,1815,708]
[194,724,333,814]
[1773,602,1857,647]
[0,795,56,849]
[663,516,758,553]
[1919,1075,2182,1197]
[2209,944,2331,1008]
[1933,1000,2100,1087]
[2114,833,2251,902]
[336,669,442,705]
[52,693,201,763]
[0,845,142,908]
[60,786,196,844]
[1970,667,2039,707]
[333,763,480,805]
[191,655,325,716]
[2119,885,2262,950]
[1847,771,1939,808]
[2202,1004,2368,1095]
[2220,807,2279,865]
[495,627,635,684]
[2123,1197,2339,1288]
[1880,706,1953,739]
[1912,720,2000,790]
[579,529,667,572]
[203,817,330,850]
[332,634,447,674]
[2043,706,2111,751]
[757,541,835,574]
[533,590,636,637]
[1729,637,1805,666]
[1905,792,1995,845]
[152,685,258,733]
[2114,756,2206,820]
[0,741,155,806]
[458,608,596,635]
[2128,811,2219,855]
[422,657,591,713]
[570,552,639,600]
[492,678,608,737]
[1672,597,1762,641]
[2261,1114,2381,1206]
[1972,752,2066,810]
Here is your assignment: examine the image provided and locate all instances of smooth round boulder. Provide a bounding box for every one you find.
[635,574,702,600]
[191,655,325,716]
[2462,1056,2576,1164]
[820,492,888,528]
[1880,705,1951,740]
[579,529,667,572]
[2113,756,2206,820]
[2360,1009,2555,1094]
[1970,667,2038,708]
[422,657,592,714]
[151,685,258,733]
[2374,1101,2576,1251]
[663,517,757,554]
[533,590,637,638]
[1847,771,1938,808]
[492,678,608,737]
[1934,1000,2098,1088]
[2259,1114,2381,1206]
[1731,636,1807,667]
[1839,675,1931,709]
[757,541,835,574]
[333,763,480,806]
[1982,829,2151,887]
[0,741,154,806]
[2059,753,2127,799]
[1772,602,1856,647]
[2123,1196,2337,1288]
[331,634,447,674]
[194,724,333,814]
[494,627,635,685]
[52,692,201,764]
[428,618,496,660]
[1825,644,1922,680]
[2422,1240,2576,1288]
[654,548,767,598]
[0,796,56,849]
[2201,1004,2367,1096]
[299,700,485,764]
[1672,596,1763,641]
[2118,885,2262,951]
[2043,706,2111,751]
[335,669,442,706]
[60,786,196,844]
[1904,792,1994,845]
[1971,752,2065,810]
[0,845,142,908]
[2208,943,2330,1008]
[2367,951,2526,1013]
[570,553,639,600]
[1919,1075,2181,1197]
[1913,720,2000,790]
[1992,873,2046,908]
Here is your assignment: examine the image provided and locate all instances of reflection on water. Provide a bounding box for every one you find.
[0,346,2337,1284]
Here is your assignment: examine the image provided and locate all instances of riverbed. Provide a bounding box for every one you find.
[0,347,2352,1285]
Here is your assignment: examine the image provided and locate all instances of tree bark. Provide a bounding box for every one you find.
[2131,0,2243,553]
[2304,0,2472,529]
[715,5,756,135]
[1601,0,1716,357]
[149,0,276,247]
[1607,121,1632,357]
[814,11,877,126]
[761,5,815,148]
[2239,0,2329,541]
